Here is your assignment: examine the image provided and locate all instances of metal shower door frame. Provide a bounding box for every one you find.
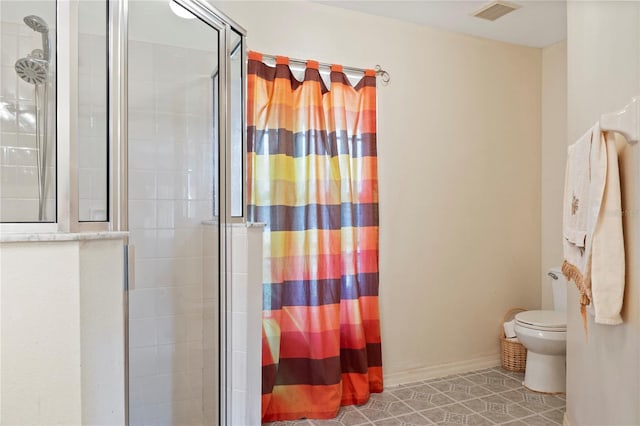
[115,0,247,425]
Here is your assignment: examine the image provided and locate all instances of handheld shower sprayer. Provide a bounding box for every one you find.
[23,15,50,61]
[14,15,51,221]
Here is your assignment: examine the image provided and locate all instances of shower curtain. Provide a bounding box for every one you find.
[247,51,383,422]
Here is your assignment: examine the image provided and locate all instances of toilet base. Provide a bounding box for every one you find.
[523,352,566,394]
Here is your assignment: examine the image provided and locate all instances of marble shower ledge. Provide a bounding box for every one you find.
[0,231,129,243]
[201,220,266,228]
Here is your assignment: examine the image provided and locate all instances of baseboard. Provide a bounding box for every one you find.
[383,354,502,387]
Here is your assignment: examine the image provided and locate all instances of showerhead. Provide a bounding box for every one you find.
[23,15,50,61]
[24,15,49,33]
[15,57,48,85]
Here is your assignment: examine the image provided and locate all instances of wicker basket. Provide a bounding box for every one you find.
[500,308,527,372]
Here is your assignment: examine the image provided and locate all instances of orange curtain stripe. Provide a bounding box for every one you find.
[278,330,342,359]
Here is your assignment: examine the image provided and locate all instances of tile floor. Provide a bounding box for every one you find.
[264,367,565,426]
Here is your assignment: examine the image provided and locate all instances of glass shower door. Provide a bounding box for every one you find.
[127,1,222,424]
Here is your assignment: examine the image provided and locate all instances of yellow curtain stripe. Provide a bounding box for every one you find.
[251,153,377,182]
[268,227,378,258]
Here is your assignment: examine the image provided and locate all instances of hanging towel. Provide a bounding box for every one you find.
[562,124,626,331]
[562,123,607,332]
[590,131,625,325]
[563,126,596,250]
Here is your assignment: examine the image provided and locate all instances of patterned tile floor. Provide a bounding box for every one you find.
[264,367,565,426]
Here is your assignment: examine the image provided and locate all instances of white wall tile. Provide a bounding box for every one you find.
[16,77,34,101]
[185,76,211,115]
[231,272,248,313]
[155,229,175,258]
[128,41,153,83]
[156,315,188,345]
[231,312,247,352]
[129,140,156,171]
[155,140,177,170]
[0,108,17,134]
[186,313,203,342]
[130,318,157,348]
[130,229,157,259]
[231,390,247,426]
[156,172,177,199]
[0,33,17,66]
[153,258,175,287]
[174,227,202,258]
[232,232,248,274]
[129,81,154,111]
[139,374,172,405]
[156,343,188,375]
[156,200,176,229]
[17,133,36,149]
[155,287,176,316]
[131,347,158,378]
[128,111,155,140]
[184,115,206,143]
[130,170,157,200]
[129,288,157,319]
[174,398,203,425]
[16,166,38,197]
[1,66,16,99]
[187,341,203,372]
[172,257,202,286]
[133,259,158,288]
[232,350,247,392]
[129,200,157,229]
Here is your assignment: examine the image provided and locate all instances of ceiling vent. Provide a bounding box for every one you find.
[472,1,521,21]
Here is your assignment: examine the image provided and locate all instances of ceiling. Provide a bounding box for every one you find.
[316,0,566,48]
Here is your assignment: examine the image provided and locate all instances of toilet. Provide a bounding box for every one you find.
[514,267,567,394]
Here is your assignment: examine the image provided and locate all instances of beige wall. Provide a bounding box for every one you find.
[217,1,542,382]
[566,1,640,425]
[541,41,567,309]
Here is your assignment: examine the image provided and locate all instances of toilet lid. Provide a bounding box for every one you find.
[515,310,566,331]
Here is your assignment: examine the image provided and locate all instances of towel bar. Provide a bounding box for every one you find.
[600,96,640,144]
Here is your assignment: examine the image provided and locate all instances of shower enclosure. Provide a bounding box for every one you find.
[127,1,245,424]
[1,0,246,424]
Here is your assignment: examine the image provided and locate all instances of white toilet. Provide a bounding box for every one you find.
[514,267,567,394]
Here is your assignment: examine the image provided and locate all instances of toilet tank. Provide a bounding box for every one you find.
[549,267,567,312]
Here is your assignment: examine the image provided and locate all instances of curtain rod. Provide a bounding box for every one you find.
[260,53,391,85]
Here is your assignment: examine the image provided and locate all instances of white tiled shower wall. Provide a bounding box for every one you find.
[78,32,108,221]
[0,20,56,222]
[202,223,220,426]
[127,38,216,426]
[230,224,263,426]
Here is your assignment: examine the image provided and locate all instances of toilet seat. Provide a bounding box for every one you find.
[515,310,566,332]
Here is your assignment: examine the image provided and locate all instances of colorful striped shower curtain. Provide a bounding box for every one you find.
[247,51,383,422]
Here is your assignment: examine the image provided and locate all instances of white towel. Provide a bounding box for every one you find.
[562,123,606,327]
[562,124,626,330]
[563,127,592,249]
[591,131,625,325]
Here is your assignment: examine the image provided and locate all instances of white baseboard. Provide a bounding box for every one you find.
[383,354,502,387]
